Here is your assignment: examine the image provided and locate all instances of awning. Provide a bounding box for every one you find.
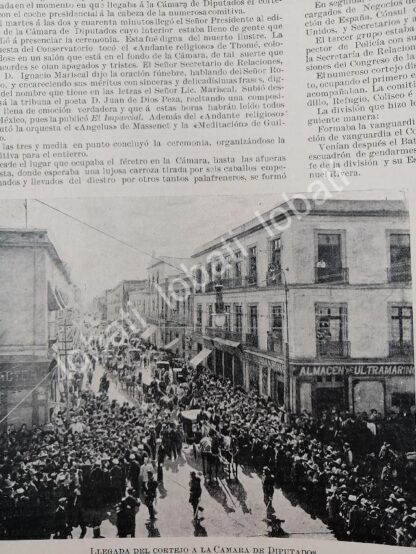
[213,337,241,349]
[189,348,212,368]
[48,282,61,311]
[140,325,157,340]
[164,337,180,351]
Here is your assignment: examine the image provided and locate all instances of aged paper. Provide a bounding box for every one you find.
[0,0,415,553]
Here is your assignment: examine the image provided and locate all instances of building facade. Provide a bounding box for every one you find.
[91,294,107,322]
[105,280,147,323]
[0,229,75,429]
[191,199,414,416]
[144,257,194,355]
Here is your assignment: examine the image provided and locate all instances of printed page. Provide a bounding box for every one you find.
[0,2,415,554]
[0,0,413,198]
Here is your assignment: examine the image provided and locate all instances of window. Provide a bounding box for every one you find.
[389,233,411,282]
[208,304,213,327]
[195,267,202,286]
[248,305,258,335]
[247,246,257,285]
[206,262,213,282]
[234,251,242,286]
[269,304,284,353]
[211,256,223,281]
[224,305,231,331]
[270,237,281,267]
[196,304,202,326]
[224,256,231,283]
[316,233,346,283]
[268,238,282,284]
[246,306,259,348]
[390,305,413,357]
[316,303,349,358]
[234,304,243,333]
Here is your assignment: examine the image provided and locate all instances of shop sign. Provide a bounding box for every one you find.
[0,366,45,387]
[292,363,414,378]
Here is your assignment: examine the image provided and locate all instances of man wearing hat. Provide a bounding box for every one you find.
[110,459,124,503]
[144,470,157,521]
[128,453,141,497]
[116,488,140,538]
[262,467,275,516]
[189,471,202,521]
[54,497,70,539]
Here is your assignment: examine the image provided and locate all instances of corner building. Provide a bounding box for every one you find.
[0,229,75,428]
[191,199,414,416]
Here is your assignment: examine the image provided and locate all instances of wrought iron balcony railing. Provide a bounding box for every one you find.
[317,340,350,358]
[267,333,284,355]
[388,262,412,283]
[205,327,243,342]
[266,270,282,286]
[245,333,259,348]
[315,267,349,284]
[389,341,414,358]
[245,274,258,287]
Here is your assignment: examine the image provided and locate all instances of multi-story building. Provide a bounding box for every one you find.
[0,228,75,428]
[144,257,193,354]
[105,279,147,323]
[191,199,414,416]
[91,294,107,322]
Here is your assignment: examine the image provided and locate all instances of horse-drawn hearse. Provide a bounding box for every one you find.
[180,409,239,480]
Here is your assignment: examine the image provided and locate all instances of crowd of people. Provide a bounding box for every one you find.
[181,368,416,546]
[0,348,191,540]
[0,337,415,545]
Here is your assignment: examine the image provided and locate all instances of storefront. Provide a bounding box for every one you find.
[204,338,243,387]
[244,350,285,402]
[0,361,55,430]
[292,362,415,416]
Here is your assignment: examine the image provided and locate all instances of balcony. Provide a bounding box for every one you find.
[388,262,412,283]
[206,327,243,342]
[168,310,189,326]
[315,267,349,284]
[196,275,259,292]
[222,277,243,289]
[267,332,284,355]
[245,333,259,348]
[317,340,350,358]
[389,341,414,358]
[266,269,282,286]
[245,274,258,287]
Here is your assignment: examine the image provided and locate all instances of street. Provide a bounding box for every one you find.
[88,365,335,540]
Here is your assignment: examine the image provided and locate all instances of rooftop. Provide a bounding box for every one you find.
[147,255,193,272]
[0,227,71,283]
[191,199,408,257]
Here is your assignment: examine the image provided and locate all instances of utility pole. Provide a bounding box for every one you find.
[281,269,291,414]
[58,315,72,424]
[64,316,69,424]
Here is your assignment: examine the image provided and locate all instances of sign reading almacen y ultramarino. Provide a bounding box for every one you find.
[292,364,414,378]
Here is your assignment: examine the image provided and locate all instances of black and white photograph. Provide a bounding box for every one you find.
[0,192,414,546]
